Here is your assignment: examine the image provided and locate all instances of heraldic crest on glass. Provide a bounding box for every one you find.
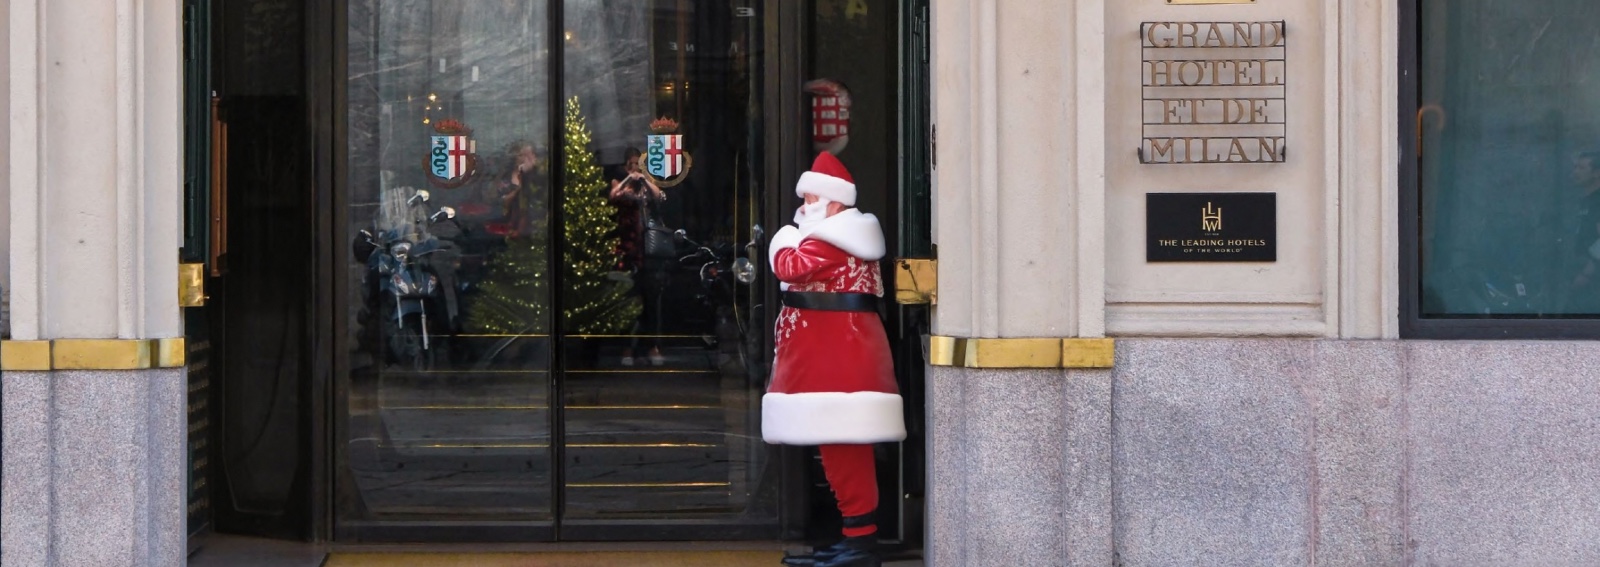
[426,118,479,189]
[644,117,693,188]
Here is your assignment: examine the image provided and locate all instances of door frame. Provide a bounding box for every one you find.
[309,0,339,543]
[308,0,816,543]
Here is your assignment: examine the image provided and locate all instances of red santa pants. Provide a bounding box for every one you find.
[819,444,878,537]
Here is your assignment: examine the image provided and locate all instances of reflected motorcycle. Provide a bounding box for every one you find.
[353,189,462,370]
[674,229,761,370]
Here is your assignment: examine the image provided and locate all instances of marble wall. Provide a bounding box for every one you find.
[927,339,1600,566]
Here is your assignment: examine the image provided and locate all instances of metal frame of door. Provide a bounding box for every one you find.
[307,0,816,543]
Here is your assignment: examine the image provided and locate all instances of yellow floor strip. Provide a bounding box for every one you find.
[324,551,783,567]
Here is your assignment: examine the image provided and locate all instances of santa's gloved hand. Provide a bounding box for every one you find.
[768,224,804,269]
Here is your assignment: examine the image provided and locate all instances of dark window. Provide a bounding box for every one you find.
[1403,0,1600,337]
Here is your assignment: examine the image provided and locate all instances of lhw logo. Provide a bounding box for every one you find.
[1201,202,1223,232]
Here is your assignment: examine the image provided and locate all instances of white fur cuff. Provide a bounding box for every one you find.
[762,392,907,445]
[768,225,803,269]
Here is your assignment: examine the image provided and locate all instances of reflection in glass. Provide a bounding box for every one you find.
[340,0,776,528]
[344,0,553,520]
[560,0,774,521]
[1420,0,1600,317]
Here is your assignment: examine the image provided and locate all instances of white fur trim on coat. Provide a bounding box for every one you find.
[796,171,857,206]
[804,209,885,261]
[762,392,907,445]
[768,224,804,270]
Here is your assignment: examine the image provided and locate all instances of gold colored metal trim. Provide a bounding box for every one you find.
[566,482,730,489]
[565,369,719,375]
[928,337,1116,369]
[567,405,718,410]
[385,405,549,411]
[0,338,188,370]
[1063,338,1115,368]
[566,443,719,449]
[893,258,937,305]
[396,442,551,449]
[927,335,957,367]
[449,334,553,338]
[1,341,52,371]
[53,340,153,370]
[158,338,187,368]
[179,263,207,307]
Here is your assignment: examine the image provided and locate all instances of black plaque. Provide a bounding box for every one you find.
[1146,192,1276,262]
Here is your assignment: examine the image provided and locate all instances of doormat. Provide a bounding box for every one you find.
[323,551,783,567]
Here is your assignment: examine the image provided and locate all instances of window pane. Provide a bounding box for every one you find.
[343,0,553,521]
[558,0,774,522]
[1420,0,1600,317]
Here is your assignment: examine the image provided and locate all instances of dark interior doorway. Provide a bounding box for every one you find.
[186,0,319,542]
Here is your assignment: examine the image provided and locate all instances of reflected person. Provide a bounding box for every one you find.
[608,147,669,366]
[487,140,546,238]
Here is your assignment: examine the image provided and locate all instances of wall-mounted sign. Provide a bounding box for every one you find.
[1147,192,1276,262]
[1139,21,1287,164]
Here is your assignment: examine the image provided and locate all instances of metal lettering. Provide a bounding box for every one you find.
[1141,21,1287,164]
[1148,137,1177,162]
[1141,137,1287,164]
[1142,21,1286,49]
[1144,60,1284,87]
[1178,22,1199,48]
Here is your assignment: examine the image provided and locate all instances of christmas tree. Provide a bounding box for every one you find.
[468,233,551,335]
[559,96,641,334]
[468,97,639,335]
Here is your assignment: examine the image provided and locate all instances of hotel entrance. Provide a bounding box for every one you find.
[186,0,930,546]
[337,0,778,541]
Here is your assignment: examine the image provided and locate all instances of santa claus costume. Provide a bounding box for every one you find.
[766,152,904,567]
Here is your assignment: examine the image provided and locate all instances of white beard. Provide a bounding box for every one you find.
[794,198,831,234]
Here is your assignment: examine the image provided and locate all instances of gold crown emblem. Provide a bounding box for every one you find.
[649,117,679,134]
[433,118,471,135]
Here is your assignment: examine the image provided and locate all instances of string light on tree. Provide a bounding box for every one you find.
[560,96,640,334]
[467,97,639,335]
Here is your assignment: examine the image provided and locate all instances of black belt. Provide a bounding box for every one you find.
[782,291,879,312]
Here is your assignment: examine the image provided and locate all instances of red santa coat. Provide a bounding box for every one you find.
[762,208,906,445]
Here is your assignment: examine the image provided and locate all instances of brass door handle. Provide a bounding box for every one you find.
[893,258,937,305]
[180,263,207,307]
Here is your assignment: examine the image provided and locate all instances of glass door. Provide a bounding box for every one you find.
[338,0,776,541]
[341,0,557,539]
[556,0,773,536]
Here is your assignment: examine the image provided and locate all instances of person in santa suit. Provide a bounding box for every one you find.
[766,151,905,567]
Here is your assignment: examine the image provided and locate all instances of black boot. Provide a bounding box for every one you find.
[780,541,845,567]
[781,512,878,566]
[811,536,880,567]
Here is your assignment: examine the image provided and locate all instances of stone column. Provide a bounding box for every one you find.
[926,0,1113,565]
[4,0,187,565]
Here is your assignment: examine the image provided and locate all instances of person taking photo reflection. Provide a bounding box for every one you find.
[608,147,669,366]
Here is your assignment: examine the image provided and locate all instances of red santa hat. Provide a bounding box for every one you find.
[795,151,856,206]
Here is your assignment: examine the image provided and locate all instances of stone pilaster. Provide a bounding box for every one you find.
[4,0,186,564]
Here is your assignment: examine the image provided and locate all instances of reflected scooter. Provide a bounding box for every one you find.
[353,190,460,371]
[674,228,761,369]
